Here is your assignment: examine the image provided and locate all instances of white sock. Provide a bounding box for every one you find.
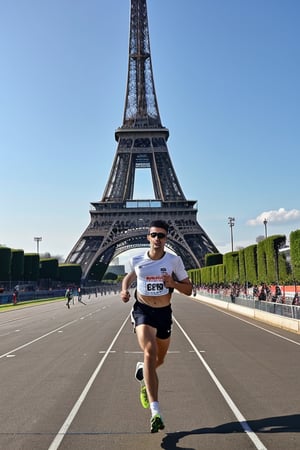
[150,401,161,417]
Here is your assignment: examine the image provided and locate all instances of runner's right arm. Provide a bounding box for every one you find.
[121,271,137,302]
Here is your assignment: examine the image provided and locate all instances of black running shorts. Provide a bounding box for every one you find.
[131,300,173,340]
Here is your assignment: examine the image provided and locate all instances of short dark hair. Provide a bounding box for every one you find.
[149,220,169,233]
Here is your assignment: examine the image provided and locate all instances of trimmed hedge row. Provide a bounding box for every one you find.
[189,231,299,287]
[290,230,300,281]
[0,247,82,286]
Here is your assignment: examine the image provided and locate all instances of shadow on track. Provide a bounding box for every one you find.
[161,414,300,449]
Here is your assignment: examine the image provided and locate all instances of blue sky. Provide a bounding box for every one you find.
[0,0,299,264]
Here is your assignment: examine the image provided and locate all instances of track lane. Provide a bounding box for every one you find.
[0,293,299,449]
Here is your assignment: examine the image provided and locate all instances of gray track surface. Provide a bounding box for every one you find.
[0,293,300,450]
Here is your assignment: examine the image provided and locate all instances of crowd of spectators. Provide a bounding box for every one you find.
[198,283,299,306]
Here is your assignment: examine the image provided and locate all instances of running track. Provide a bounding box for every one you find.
[0,292,299,450]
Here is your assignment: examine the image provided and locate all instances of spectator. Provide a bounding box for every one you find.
[258,288,266,301]
[292,293,299,306]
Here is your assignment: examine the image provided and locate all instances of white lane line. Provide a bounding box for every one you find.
[0,320,78,360]
[222,310,300,346]
[124,351,143,354]
[47,314,130,450]
[173,316,267,450]
[0,308,105,360]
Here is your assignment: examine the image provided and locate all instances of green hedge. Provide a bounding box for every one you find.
[40,258,59,280]
[244,244,258,285]
[0,247,12,281]
[224,251,239,283]
[257,235,288,284]
[290,230,300,282]
[11,249,24,282]
[189,268,201,285]
[188,231,298,287]
[59,264,82,284]
[24,254,40,282]
[205,253,223,267]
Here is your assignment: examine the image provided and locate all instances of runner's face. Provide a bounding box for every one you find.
[147,227,167,249]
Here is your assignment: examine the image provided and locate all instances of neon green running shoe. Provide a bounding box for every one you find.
[140,383,150,409]
[150,413,165,433]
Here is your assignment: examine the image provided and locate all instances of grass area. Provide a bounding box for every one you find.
[0,297,65,313]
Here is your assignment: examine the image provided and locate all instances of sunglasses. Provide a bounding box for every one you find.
[149,232,167,239]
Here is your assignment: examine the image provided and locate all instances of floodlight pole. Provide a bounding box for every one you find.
[34,236,42,254]
[228,217,235,252]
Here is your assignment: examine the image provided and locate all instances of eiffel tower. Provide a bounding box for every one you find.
[66,0,218,282]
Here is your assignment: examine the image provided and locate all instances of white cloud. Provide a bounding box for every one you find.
[247,208,300,226]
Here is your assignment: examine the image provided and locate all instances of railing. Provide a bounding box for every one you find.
[0,289,67,305]
[0,284,122,306]
[198,289,300,321]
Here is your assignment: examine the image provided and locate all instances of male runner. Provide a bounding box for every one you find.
[120,220,192,433]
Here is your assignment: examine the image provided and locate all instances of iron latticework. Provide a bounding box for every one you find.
[66,0,218,282]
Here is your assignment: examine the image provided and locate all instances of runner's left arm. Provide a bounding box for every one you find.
[163,274,192,296]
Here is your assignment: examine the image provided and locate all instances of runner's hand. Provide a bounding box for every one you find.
[162,273,175,288]
[121,290,130,302]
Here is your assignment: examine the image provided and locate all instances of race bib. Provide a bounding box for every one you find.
[139,276,169,296]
